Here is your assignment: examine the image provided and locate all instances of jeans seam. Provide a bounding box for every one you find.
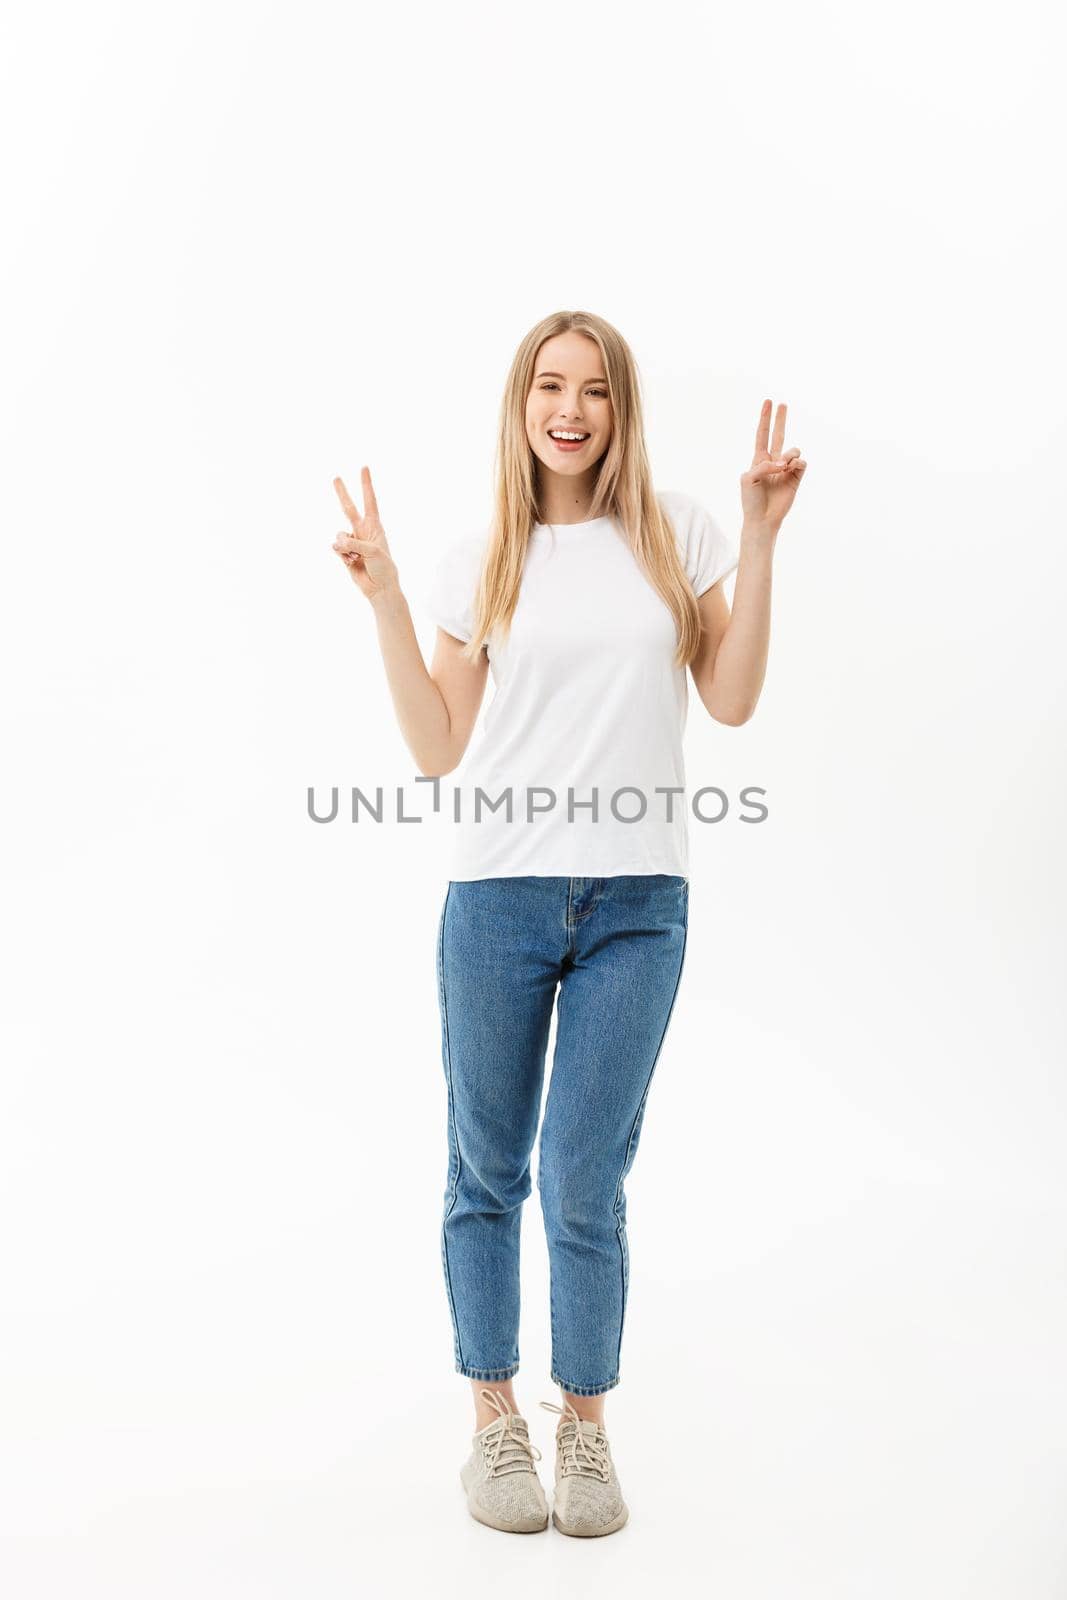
[438,884,464,1370]
[570,876,604,925]
[611,899,689,1378]
[457,1361,521,1382]
[540,980,564,1370]
[550,1372,620,1397]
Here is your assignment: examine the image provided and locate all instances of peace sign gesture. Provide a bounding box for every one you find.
[331,467,400,601]
[740,400,807,532]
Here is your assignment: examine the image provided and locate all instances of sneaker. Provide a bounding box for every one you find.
[459,1388,549,1533]
[538,1397,629,1537]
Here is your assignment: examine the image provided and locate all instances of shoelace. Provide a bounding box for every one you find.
[476,1387,544,1478]
[539,1397,611,1482]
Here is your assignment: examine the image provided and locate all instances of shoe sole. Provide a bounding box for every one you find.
[552,1505,630,1537]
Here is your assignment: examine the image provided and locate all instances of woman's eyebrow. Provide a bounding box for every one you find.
[534,370,609,383]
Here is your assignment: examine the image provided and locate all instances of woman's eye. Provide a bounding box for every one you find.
[540,384,607,397]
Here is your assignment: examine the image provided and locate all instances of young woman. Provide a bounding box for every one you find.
[331,310,806,1537]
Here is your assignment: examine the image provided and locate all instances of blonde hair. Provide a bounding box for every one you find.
[459,309,708,670]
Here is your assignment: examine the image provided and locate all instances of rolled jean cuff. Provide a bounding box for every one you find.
[551,1372,620,1396]
[456,1360,520,1382]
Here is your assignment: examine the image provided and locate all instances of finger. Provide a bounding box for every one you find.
[334,535,377,555]
[361,465,379,521]
[771,402,787,457]
[333,475,362,530]
[754,398,772,457]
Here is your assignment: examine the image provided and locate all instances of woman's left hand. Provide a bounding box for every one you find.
[740,399,807,532]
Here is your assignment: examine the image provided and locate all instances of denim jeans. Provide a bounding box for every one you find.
[435,874,689,1397]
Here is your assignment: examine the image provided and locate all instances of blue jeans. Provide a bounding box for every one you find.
[435,875,689,1397]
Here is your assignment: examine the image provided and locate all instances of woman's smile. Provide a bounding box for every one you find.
[548,429,591,453]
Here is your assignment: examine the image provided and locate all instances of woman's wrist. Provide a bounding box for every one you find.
[369,582,408,620]
[741,518,779,546]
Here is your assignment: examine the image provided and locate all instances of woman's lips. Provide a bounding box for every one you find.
[549,432,589,453]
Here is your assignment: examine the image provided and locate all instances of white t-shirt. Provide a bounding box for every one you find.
[421,488,738,881]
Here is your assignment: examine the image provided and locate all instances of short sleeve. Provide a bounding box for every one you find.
[422,536,486,644]
[660,489,739,597]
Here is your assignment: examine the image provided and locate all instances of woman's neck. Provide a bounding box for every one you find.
[536,468,602,525]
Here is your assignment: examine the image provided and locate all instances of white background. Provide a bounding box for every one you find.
[2,1,1065,1595]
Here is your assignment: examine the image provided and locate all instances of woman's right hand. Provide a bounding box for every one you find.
[331,468,400,602]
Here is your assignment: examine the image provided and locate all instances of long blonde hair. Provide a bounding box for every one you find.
[460,309,707,670]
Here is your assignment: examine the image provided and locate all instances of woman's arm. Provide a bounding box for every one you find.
[689,397,808,725]
[690,521,776,727]
[332,469,488,777]
[369,590,489,776]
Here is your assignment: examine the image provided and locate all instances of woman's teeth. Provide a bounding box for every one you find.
[549,430,589,451]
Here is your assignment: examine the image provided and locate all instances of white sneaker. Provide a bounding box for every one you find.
[459,1388,549,1533]
[538,1397,629,1536]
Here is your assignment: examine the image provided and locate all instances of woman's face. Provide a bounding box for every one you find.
[525,331,613,479]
